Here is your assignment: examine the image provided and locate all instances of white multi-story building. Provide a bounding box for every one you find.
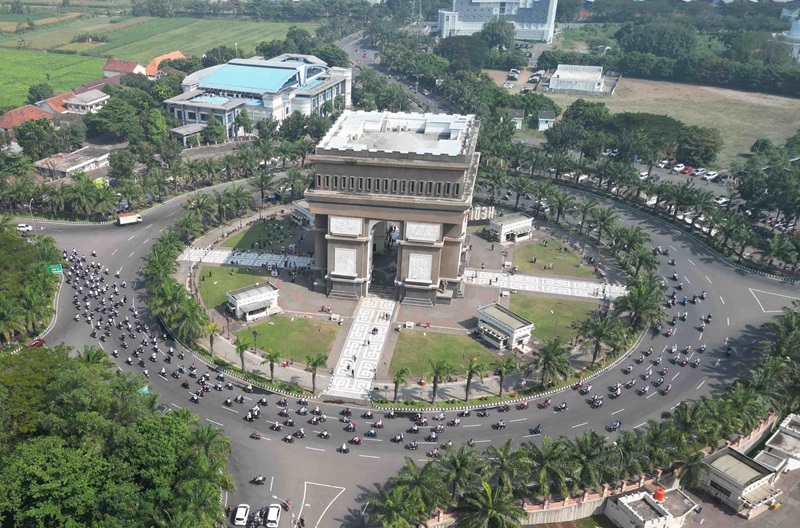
[164,54,352,141]
[438,0,558,43]
[477,303,534,351]
[226,283,280,321]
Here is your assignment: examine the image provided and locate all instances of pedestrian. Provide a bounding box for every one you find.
[481,263,485,270]
[346,363,350,371]
[490,243,494,251]
[351,370,355,378]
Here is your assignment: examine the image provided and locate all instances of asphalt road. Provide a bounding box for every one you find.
[39,179,800,527]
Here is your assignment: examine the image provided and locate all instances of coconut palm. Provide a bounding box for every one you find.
[236,144,259,179]
[261,348,281,383]
[614,271,665,329]
[576,198,598,235]
[495,357,517,398]
[676,451,708,490]
[485,439,531,491]
[668,401,705,447]
[523,435,571,499]
[590,207,619,245]
[564,430,610,491]
[67,173,98,215]
[534,338,572,387]
[440,443,482,498]
[236,339,250,374]
[190,423,232,460]
[479,168,507,204]
[697,397,736,449]
[169,300,208,344]
[389,458,449,515]
[723,382,765,431]
[580,312,623,365]
[204,322,220,358]
[630,246,659,275]
[464,357,486,401]
[524,147,545,178]
[508,174,533,210]
[613,430,648,481]
[78,345,109,365]
[455,481,525,528]
[758,235,795,270]
[530,180,554,216]
[285,166,309,200]
[370,485,422,527]
[643,420,679,472]
[549,188,575,224]
[391,367,411,403]
[429,358,454,404]
[305,353,328,394]
[250,171,276,207]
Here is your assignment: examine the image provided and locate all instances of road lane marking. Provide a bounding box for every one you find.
[463,424,481,428]
[687,259,695,266]
[205,418,224,427]
[646,392,657,399]
[523,434,539,438]
[716,359,721,366]
[698,332,703,341]
[305,447,325,452]
[167,212,175,217]
[697,381,706,390]
[684,276,691,284]
[142,239,149,244]
[672,372,680,381]
[473,439,491,443]
[221,407,238,413]
[725,336,729,344]
[611,409,625,415]
[509,418,527,423]
[170,403,181,409]
[127,235,135,241]
[111,249,117,256]
[571,422,588,429]
[720,296,725,305]
[705,276,712,284]
[128,252,135,258]
[634,422,647,429]
[669,245,677,252]
[359,454,380,459]
[363,438,382,442]
[270,476,274,491]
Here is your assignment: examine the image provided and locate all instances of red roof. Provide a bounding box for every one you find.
[75,74,122,94]
[40,91,75,114]
[102,58,143,74]
[146,51,188,76]
[0,105,54,131]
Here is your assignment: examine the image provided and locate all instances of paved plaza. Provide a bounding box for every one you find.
[466,269,626,300]
[179,247,313,269]
[324,297,397,400]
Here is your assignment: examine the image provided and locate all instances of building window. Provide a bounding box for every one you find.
[400,180,406,193]
[709,481,732,497]
[435,182,442,195]
[187,111,196,120]
[357,177,364,191]
[419,180,425,195]
[176,110,183,120]
[454,183,460,196]
[200,113,208,122]
[409,181,415,194]
[214,114,223,122]
[316,175,322,188]
[427,182,433,195]
[325,175,330,188]
[349,176,355,190]
[333,176,339,188]
[445,182,452,196]
[383,179,389,192]
[392,179,398,193]
[366,178,372,191]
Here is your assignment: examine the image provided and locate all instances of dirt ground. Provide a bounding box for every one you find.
[483,70,800,168]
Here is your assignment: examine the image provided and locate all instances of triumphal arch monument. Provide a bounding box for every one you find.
[305,110,481,306]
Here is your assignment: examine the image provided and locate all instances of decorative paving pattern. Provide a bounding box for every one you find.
[466,269,626,300]
[324,297,396,400]
[179,248,313,269]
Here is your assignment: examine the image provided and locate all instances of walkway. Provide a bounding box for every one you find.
[466,269,627,300]
[178,247,313,269]
[324,297,397,400]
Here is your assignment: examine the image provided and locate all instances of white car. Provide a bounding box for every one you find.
[714,196,730,207]
[233,504,250,526]
[672,164,685,172]
[17,223,33,232]
[702,171,718,181]
[691,167,706,176]
[265,504,282,528]
[657,160,670,168]
[502,82,514,89]
[638,172,650,180]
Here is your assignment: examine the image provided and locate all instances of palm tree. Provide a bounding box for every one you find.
[581,312,623,365]
[530,180,554,216]
[67,173,98,215]
[523,435,571,499]
[631,246,659,275]
[78,345,109,365]
[495,357,517,398]
[236,339,249,374]
[236,144,258,179]
[370,485,423,527]
[190,423,232,460]
[676,451,708,490]
[221,153,238,181]
[723,382,765,432]
[285,166,309,200]
[668,401,704,447]
[613,430,647,481]
[564,430,610,491]
[590,207,619,245]
[389,458,449,515]
[184,159,203,189]
[261,348,281,383]
[524,147,545,178]
[479,168,507,204]
[534,338,572,387]
[391,367,411,403]
[305,353,328,394]
[549,189,575,224]
[508,174,533,210]
[429,358,454,404]
[485,439,531,491]
[464,357,486,401]
[204,322,220,358]
[643,420,679,472]
[250,171,275,207]
[614,271,665,329]
[440,444,482,498]
[455,481,525,528]
[576,198,598,235]
[94,186,118,217]
[759,235,794,270]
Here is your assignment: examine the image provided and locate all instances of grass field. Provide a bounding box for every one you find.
[0,48,106,108]
[236,317,339,365]
[389,331,498,381]
[0,17,147,50]
[512,240,596,280]
[509,294,598,343]
[222,220,300,251]
[197,266,272,310]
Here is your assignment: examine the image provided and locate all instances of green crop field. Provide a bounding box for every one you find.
[0,48,105,108]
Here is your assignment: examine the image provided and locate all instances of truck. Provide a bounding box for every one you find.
[117,212,143,226]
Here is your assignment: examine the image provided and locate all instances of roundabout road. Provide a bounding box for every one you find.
[39,182,800,527]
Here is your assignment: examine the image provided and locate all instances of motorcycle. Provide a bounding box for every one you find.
[250,477,265,485]
[477,409,490,417]
[493,421,506,430]
[531,425,542,435]
[270,423,282,432]
[608,421,622,432]
[405,442,419,451]
[516,401,530,410]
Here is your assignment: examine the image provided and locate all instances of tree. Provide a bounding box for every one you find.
[535,338,572,386]
[371,484,423,527]
[581,313,623,365]
[614,271,665,329]
[565,430,610,491]
[758,235,794,270]
[616,21,697,60]
[13,118,57,161]
[631,246,659,275]
[235,339,249,374]
[562,99,610,130]
[675,125,723,166]
[590,207,619,245]
[27,83,54,104]
[435,35,491,71]
[389,458,449,516]
[677,451,708,490]
[201,118,226,144]
[479,19,515,50]
[108,149,137,182]
[145,108,167,142]
[486,439,531,492]
[305,353,328,394]
[429,358,454,404]
[576,198,598,235]
[279,111,308,142]
[464,357,486,401]
[392,367,411,403]
[233,109,253,134]
[440,444,482,498]
[455,481,525,528]
[549,188,575,224]
[495,357,517,398]
[204,322,219,358]
[523,436,571,499]
[479,167,507,204]
[261,348,281,383]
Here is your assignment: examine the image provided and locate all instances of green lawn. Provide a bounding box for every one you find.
[197,266,272,310]
[509,294,598,343]
[512,240,597,280]
[0,49,106,108]
[222,219,300,251]
[236,317,339,365]
[390,331,498,381]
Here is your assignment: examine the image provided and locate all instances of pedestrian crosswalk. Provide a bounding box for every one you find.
[466,269,626,300]
[178,247,313,269]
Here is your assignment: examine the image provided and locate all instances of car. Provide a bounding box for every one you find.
[691,168,706,176]
[502,82,514,89]
[520,87,533,94]
[672,164,685,172]
[25,338,45,348]
[680,166,694,174]
[702,171,718,181]
[714,196,730,207]
[233,504,250,526]
[601,148,619,157]
[657,160,670,168]
[638,171,650,180]
[528,75,540,83]
[265,504,282,528]
[16,223,33,232]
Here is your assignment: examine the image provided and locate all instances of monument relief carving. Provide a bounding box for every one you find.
[406,222,440,242]
[330,216,362,236]
[334,248,357,277]
[407,253,433,283]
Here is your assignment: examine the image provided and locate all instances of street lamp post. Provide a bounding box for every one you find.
[29,198,36,234]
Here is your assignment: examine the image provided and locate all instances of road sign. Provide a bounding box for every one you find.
[47,264,62,275]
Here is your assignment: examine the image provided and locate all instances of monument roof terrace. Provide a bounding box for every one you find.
[316,110,477,159]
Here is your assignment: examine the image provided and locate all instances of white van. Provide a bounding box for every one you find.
[266,504,281,527]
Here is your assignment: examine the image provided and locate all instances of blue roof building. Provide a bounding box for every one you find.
[164,54,352,144]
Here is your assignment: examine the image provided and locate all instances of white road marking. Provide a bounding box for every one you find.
[683,276,691,284]
[473,439,491,443]
[509,418,527,423]
[221,407,238,413]
[305,447,325,452]
[170,403,181,409]
[111,249,117,256]
[463,424,481,428]
[672,372,680,381]
[363,438,382,442]
[142,239,149,244]
[167,212,175,217]
[571,422,588,429]
[725,336,729,344]
[715,359,721,367]
[359,454,380,459]
[128,252,134,258]
[720,296,725,305]
[298,482,346,528]
[687,259,695,266]
[697,381,706,390]
[749,288,800,313]
[634,422,647,429]
[727,317,730,326]
[611,408,625,415]
[646,392,657,399]
[705,276,712,284]
[205,418,224,427]
[698,332,703,341]
[97,342,104,350]
[127,235,135,241]
[669,245,677,252]
[270,476,274,491]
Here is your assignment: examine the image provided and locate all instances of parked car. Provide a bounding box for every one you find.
[502,82,514,89]
[680,166,694,174]
[601,148,619,157]
[16,223,33,232]
[638,171,650,180]
[520,87,533,94]
[265,504,282,528]
[657,160,671,168]
[672,164,685,172]
[713,196,730,207]
[702,171,718,181]
[233,504,250,526]
[691,168,707,176]
[25,338,46,348]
